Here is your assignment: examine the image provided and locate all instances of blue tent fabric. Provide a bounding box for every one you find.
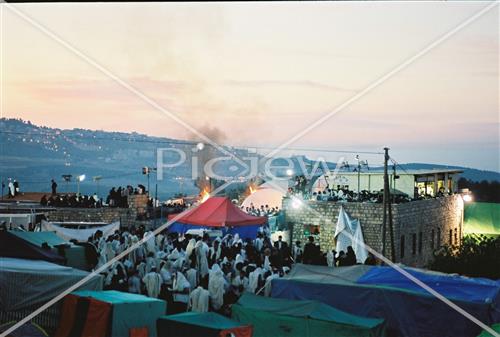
[356,266,500,304]
[167,222,262,239]
[271,264,500,337]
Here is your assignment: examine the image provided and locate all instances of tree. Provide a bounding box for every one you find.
[428,235,500,280]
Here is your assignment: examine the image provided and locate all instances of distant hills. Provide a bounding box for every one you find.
[1,118,498,199]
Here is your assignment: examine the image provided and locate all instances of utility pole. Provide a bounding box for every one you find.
[382,147,396,262]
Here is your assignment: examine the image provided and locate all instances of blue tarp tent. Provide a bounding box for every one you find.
[271,264,500,337]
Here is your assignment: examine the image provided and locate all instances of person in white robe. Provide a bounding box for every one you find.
[264,272,279,297]
[188,286,210,313]
[142,268,162,298]
[136,261,147,279]
[128,269,141,294]
[143,231,156,254]
[327,249,336,267]
[248,266,263,294]
[171,270,191,304]
[195,240,209,279]
[185,265,198,290]
[159,261,172,286]
[185,239,197,260]
[208,264,225,310]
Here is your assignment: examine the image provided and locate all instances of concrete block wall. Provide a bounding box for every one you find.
[46,195,153,229]
[283,194,463,267]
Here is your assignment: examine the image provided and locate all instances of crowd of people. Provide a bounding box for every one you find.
[3,178,20,198]
[84,227,298,315]
[242,204,280,217]
[299,187,414,204]
[80,225,377,317]
[40,193,102,208]
[106,185,146,208]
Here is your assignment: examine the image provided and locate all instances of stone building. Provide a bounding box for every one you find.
[283,194,464,267]
[311,169,463,198]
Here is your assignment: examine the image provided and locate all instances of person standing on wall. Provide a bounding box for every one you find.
[51,179,58,195]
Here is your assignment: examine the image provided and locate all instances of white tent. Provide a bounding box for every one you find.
[241,181,287,210]
[41,220,119,242]
[334,207,368,263]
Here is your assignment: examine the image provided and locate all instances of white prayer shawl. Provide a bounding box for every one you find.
[264,274,279,296]
[234,254,244,266]
[186,239,197,259]
[263,256,271,271]
[185,268,198,290]
[137,262,147,279]
[156,234,165,250]
[254,238,263,252]
[160,267,172,285]
[208,265,225,310]
[209,245,221,262]
[172,271,191,292]
[144,231,156,254]
[327,251,335,267]
[248,267,262,294]
[172,272,191,304]
[128,275,141,294]
[111,239,120,253]
[142,272,162,298]
[292,245,302,262]
[146,256,156,273]
[8,182,14,196]
[195,241,209,278]
[189,286,210,313]
[173,257,185,271]
[232,275,249,291]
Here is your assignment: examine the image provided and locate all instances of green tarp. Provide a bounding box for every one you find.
[464,202,500,236]
[163,312,243,330]
[158,312,252,337]
[10,231,67,247]
[72,290,166,337]
[9,231,88,270]
[231,293,385,337]
[477,323,500,337]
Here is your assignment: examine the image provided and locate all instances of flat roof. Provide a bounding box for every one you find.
[323,169,463,176]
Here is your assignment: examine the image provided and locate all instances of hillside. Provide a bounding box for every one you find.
[1,118,498,200]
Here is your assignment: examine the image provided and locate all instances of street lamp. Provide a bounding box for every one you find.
[93,176,102,196]
[355,156,369,201]
[76,174,85,196]
[286,169,294,176]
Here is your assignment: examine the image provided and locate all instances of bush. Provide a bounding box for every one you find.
[428,235,500,280]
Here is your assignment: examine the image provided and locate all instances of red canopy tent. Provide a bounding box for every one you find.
[167,197,267,239]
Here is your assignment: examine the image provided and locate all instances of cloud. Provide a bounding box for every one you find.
[223,79,357,92]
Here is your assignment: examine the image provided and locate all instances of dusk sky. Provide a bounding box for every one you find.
[1,2,499,171]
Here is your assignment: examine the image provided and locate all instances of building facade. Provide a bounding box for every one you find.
[311,169,463,198]
[283,194,464,267]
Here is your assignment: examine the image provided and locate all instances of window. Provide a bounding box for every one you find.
[304,224,320,236]
[412,233,417,255]
[437,228,441,247]
[400,235,405,259]
[449,229,453,245]
[431,229,435,249]
[418,232,423,254]
[454,228,458,245]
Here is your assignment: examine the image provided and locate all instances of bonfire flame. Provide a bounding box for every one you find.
[200,188,210,203]
[249,186,256,194]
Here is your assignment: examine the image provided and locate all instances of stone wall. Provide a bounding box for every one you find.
[46,194,152,229]
[283,194,464,267]
[393,195,464,266]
